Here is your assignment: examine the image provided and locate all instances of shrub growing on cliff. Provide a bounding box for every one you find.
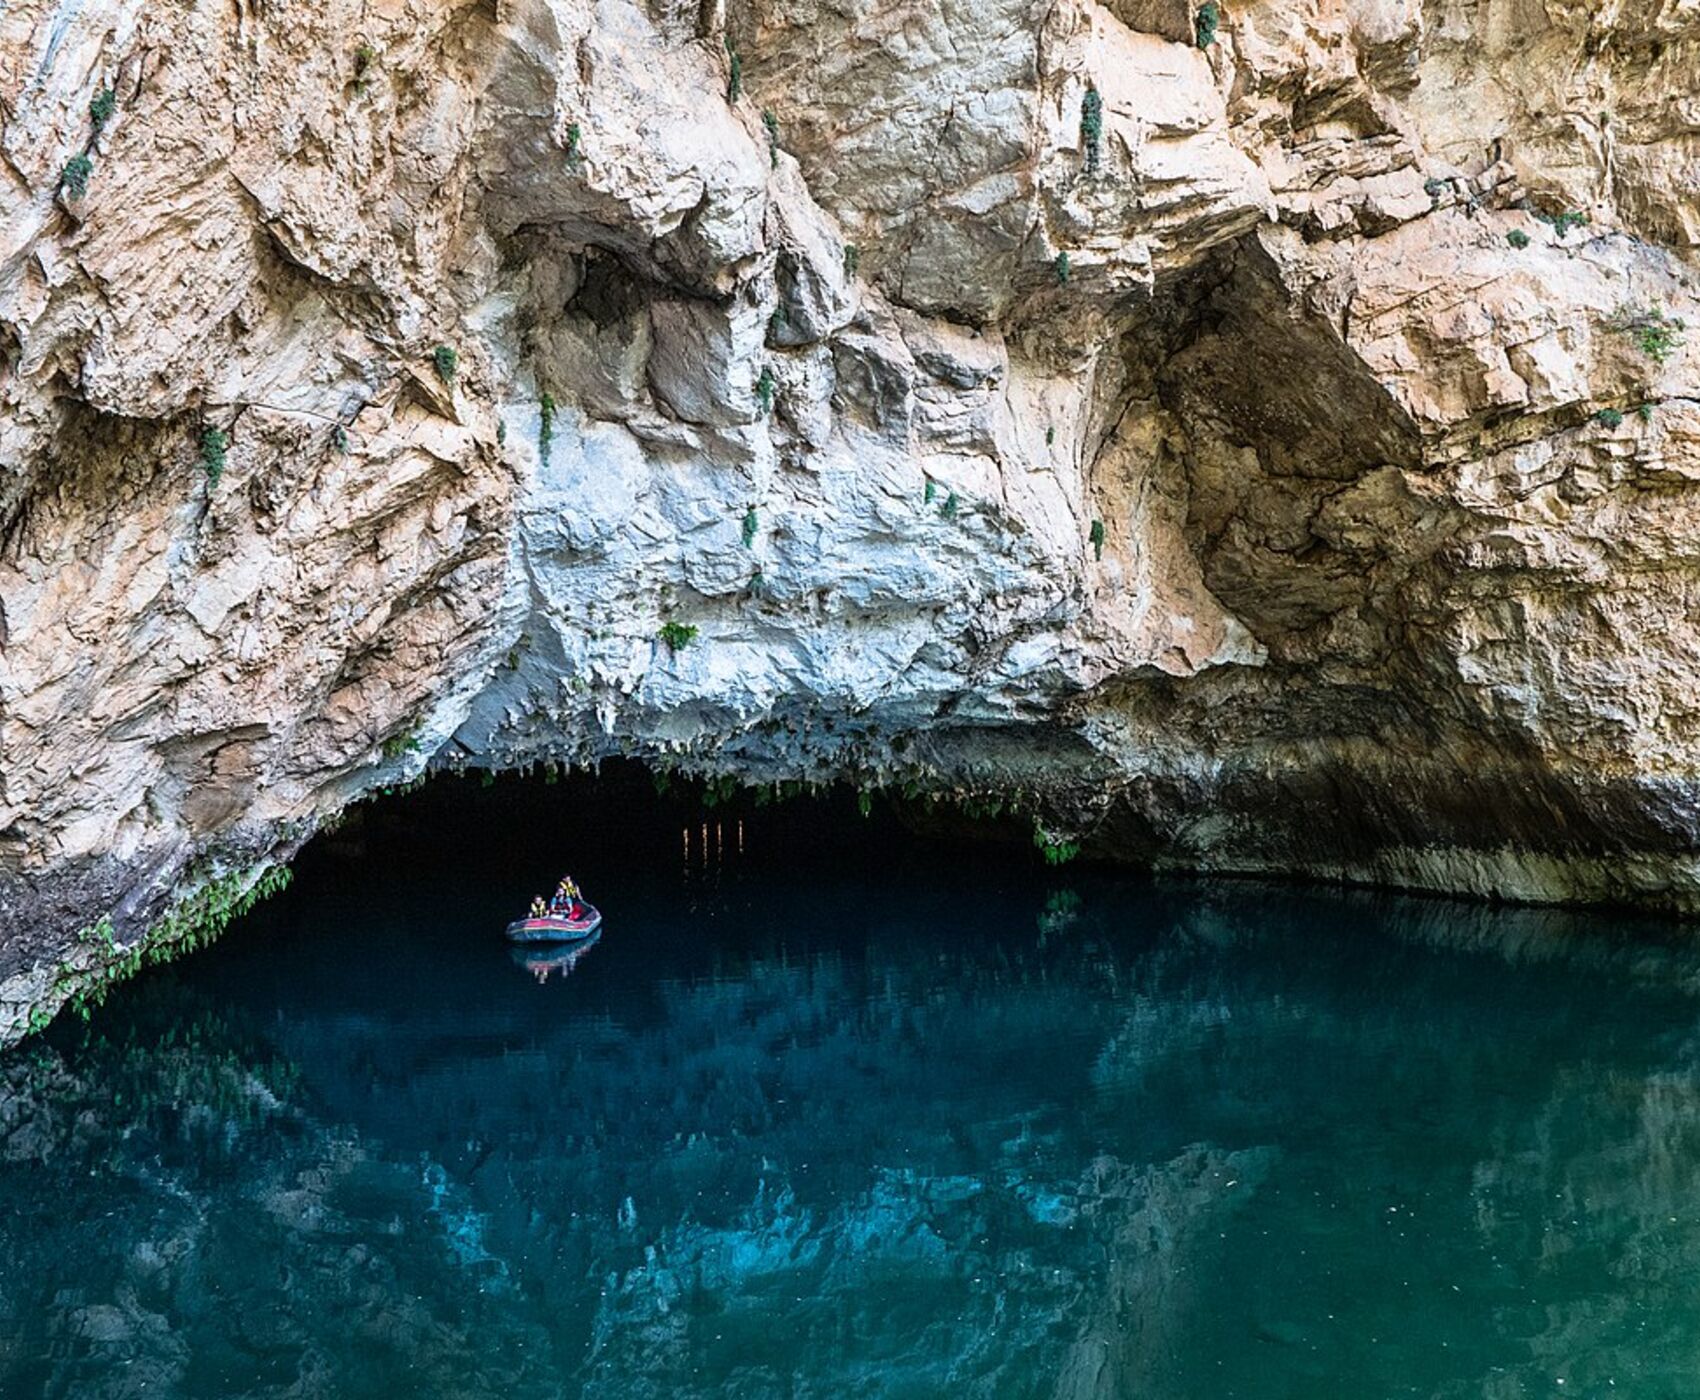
[1639,402,1656,422]
[90,88,117,132]
[756,365,776,415]
[1607,305,1686,366]
[659,620,699,653]
[742,505,759,547]
[331,424,349,453]
[1596,408,1625,429]
[60,153,92,200]
[1089,517,1105,560]
[539,390,556,455]
[1534,208,1589,237]
[1507,229,1530,249]
[354,43,377,88]
[762,108,780,169]
[1080,87,1103,173]
[727,46,743,103]
[924,479,937,505]
[844,245,860,278]
[940,490,959,519]
[432,344,458,386]
[381,727,421,760]
[1195,3,1220,47]
[1055,251,1071,285]
[200,427,229,487]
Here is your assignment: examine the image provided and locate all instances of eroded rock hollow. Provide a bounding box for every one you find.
[4,0,1700,1036]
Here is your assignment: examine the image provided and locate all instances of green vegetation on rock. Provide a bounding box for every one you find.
[1607,305,1686,366]
[54,865,295,1025]
[1195,3,1220,47]
[200,427,228,487]
[61,153,92,200]
[1080,87,1103,173]
[659,620,698,653]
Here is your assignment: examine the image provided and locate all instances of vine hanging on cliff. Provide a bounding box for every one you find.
[540,390,556,457]
[727,41,743,103]
[762,108,780,169]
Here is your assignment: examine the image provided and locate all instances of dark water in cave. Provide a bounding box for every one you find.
[6,772,1700,1398]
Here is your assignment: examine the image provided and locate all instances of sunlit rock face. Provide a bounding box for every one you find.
[4,0,1700,1034]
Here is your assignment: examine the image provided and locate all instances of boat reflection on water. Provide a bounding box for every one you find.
[508,929,602,983]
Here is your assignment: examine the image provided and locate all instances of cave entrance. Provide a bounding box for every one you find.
[194,760,1091,1004]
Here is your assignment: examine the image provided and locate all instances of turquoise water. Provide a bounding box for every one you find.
[6,776,1700,1397]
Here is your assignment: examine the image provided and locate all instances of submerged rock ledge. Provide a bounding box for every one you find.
[5,0,1700,1037]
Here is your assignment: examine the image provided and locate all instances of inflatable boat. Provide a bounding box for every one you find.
[504,904,602,943]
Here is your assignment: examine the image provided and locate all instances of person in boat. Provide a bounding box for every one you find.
[550,876,583,919]
[529,896,548,919]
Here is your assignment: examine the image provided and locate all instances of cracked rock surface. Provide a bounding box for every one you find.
[4,0,1700,1037]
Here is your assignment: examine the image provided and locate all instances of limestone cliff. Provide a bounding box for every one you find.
[3,0,1700,1037]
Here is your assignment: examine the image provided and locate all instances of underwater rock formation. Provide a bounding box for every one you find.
[4,0,1700,1034]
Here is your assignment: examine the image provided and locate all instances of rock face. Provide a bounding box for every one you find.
[3,0,1700,1035]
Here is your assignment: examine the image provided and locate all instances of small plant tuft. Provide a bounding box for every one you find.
[1089,518,1105,561]
[1195,2,1220,47]
[565,122,581,162]
[940,490,959,519]
[659,620,699,653]
[432,344,458,386]
[742,505,758,548]
[331,424,349,453]
[1596,408,1625,429]
[60,153,93,200]
[1045,426,1056,446]
[200,427,228,487]
[1080,87,1103,173]
[762,108,779,169]
[1054,251,1071,285]
[756,365,775,415]
[539,390,556,456]
[844,245,860,278]
[1638,402,1655,422]
[1506,229,1530,249]
[924,479,937,505]
[90,88,117,132]
[727,47,743,103]
[353,43,377,88]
